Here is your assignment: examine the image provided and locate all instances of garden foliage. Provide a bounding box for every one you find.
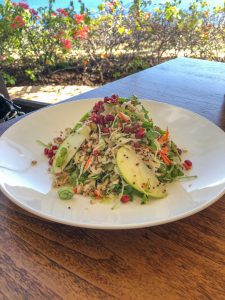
[0,0,224,85]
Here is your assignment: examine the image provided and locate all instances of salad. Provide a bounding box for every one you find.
[42,95,194,205]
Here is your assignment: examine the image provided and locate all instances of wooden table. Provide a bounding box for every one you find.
[1,58,225,299]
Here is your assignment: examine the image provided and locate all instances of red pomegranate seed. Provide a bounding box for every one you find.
[99,115,105,125]
[104,96,110,103]
[184,160,192,167]
[44,148,49,155]
[49,158,53,165]
[105,114,115,122]
[120,195,130,203]
[111,94,118,100]
[93,101,104,113]
[48,149,54,158]
[135,128,145,139]
[102,127,110,134]
[183,160,192,170]
[52,145,58,150]
[91,113,100,123]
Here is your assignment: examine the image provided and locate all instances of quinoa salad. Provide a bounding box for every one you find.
[41,95,195,205]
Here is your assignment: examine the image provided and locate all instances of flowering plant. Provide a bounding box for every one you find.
[0,0,90,81]
[0,0,224,85]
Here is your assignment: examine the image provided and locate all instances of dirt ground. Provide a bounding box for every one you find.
[8,84,98,104]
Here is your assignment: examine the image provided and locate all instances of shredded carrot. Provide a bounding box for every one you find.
[83,155,94,173]
[158,128,169,144]
[118,111,130,123]
[160,146,168,155]
[160,152,172,165]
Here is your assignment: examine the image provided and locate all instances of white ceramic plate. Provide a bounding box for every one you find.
[1,99,225,229]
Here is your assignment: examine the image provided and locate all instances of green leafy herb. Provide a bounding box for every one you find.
[150,140,157,151]
[58,187,74,200]
[141,105,150,120]
[141,193,149,204]
[118,97,129,104]
[143,120,153,129]
[146,129,160,141]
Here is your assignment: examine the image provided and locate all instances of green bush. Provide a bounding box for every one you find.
[0,0,224,85]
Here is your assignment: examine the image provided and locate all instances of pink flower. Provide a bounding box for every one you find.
[18,2,29,9]
[11,15,25,28]
[74,14,84,23]
[52,12,57,17]
[60,38,72,50]
[73,26,89,39]
[12,2,17,7]
[29,8,38,16]
[57,8,69,17]
[107,1,115,10]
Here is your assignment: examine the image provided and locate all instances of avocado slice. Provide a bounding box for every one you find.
[52,125,90,174]
[116,147,166,198]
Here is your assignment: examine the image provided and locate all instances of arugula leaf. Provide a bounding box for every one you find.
[146,130,160,141]
[123,185,134,201]
[143,120,153,129]
[141,194,149,204]
[150,140,157,151]
[141,105,150,120]
[118,97,129,104]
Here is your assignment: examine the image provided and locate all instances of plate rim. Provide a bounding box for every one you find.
[1,98,225,229]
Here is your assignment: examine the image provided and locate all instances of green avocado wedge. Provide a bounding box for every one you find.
[52,125,90,175]
[116,147,166,198]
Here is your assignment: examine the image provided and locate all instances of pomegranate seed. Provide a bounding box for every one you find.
[121,195,130,203]
[104,95,118,104]
[184,160,192,167]
[48,149,54,158]
[105,114,115,122]
[93,101,104,113]
[52,145,58,150]
[49,158,53,165]
[135,128,145,139]
[111,94,118,100]
[102,127,110,134]
[111,94,118,104]
[91,113,100,123]
[44,148,49,155]
[104,96,110,103]
[99,115,105,125]
[183,160,192,170]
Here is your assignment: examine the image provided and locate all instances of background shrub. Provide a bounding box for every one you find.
[0,0,224,86]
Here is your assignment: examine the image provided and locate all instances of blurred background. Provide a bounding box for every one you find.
[0,0,224,103]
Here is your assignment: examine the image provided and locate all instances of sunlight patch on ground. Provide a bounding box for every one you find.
[8,85,98,104]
